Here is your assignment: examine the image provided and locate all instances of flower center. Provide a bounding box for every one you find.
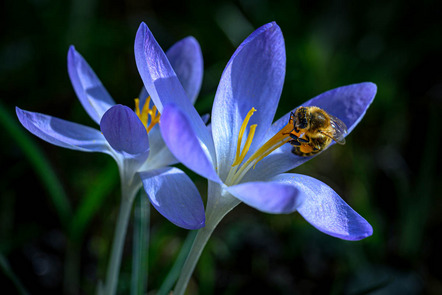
[224,108,294,186]
[134,96,160,133]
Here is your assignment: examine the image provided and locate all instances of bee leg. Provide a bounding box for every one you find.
[289,139,301,146]
[297,136,309,143]
[289,134,302,146]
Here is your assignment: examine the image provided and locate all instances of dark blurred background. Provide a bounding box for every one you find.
[1,0,442,294]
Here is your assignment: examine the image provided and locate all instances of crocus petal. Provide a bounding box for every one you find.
[16,107,110,153]
[139,167,205,230]
[138,86,149,110]
[160,104,221,183]
[252,82,377,180]
[211,22,286,179]
[100,105,149,160]
[304,82,377,133]
[134,22,187,112]
[67,46,115,124]
[226,181,303,214]
[270,173,373,240]
[166,37,203,104]
[135,22,214,158]
[137,37,203,108]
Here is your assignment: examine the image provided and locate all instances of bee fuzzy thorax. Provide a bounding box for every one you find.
[289,106,348,157]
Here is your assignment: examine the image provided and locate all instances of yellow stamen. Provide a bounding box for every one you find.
[229,122,293,185]
[246,122,293,167]
[225,108,294,186]
[232,107,257,166]
[134,96,161,134]
[232,124,257,166]
[146,105,160,133]
[135,99,141,117]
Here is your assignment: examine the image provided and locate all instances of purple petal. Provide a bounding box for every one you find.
[226,181,303,214]
[134,23,214,157]
[67,46,115,124]
[134,23,187,113]
[139,167,205,230]
[137,36,202,109]
[304,82,377,133]
[166,37,203,104]
[211,22,286,179]
[252,82,377,180]
[16,107,110,153]
[138,86,149,110]
[100,105,149,158]
[160,104,221,183]
[270,173,373,240]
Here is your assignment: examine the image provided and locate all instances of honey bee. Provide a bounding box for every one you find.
[288,106,347,156]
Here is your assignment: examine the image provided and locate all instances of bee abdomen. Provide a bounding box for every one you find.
[291,146,321,157]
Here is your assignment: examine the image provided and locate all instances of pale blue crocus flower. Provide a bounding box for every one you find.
[135,21,377,294]
[16,41,205,229]
[16,36,206,295]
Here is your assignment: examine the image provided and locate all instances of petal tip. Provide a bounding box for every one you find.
[338,217,374,241]
[185,218,206,230]
[15,106,25,123]
[182,36,198,45]
[67,45,79,62]
[362,81,378,94]
[15,106,30,127]
[357,222,374,240]
[137,22,149,38]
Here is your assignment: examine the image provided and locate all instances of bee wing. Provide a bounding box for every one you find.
[320,114,348,145]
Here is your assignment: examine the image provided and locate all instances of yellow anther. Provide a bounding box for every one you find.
[232,124,257,166]
[247,121,294,166]
[146,105,160,133]
[140,96,151,127]
[134,96,161,134]
[232,108,257,166]
[134,99,141,117]
[225,113,295,186]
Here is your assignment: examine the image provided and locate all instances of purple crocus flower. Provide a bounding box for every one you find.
[135,21,376,241]
[16,39,206,230]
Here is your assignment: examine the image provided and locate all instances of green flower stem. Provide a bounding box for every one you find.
[157,230,198,295]
[173,226,214,295]
[104,175,139,295]
[174,182,240,295]
[131,191,150,295]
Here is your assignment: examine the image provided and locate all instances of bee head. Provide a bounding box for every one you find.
[295,107,310,129]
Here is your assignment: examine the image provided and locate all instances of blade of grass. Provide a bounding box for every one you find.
[69,162,118,241]
[0,253,30,295]
[157,230,198,295]
[131,191,150,295]
[0,102,71,227]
